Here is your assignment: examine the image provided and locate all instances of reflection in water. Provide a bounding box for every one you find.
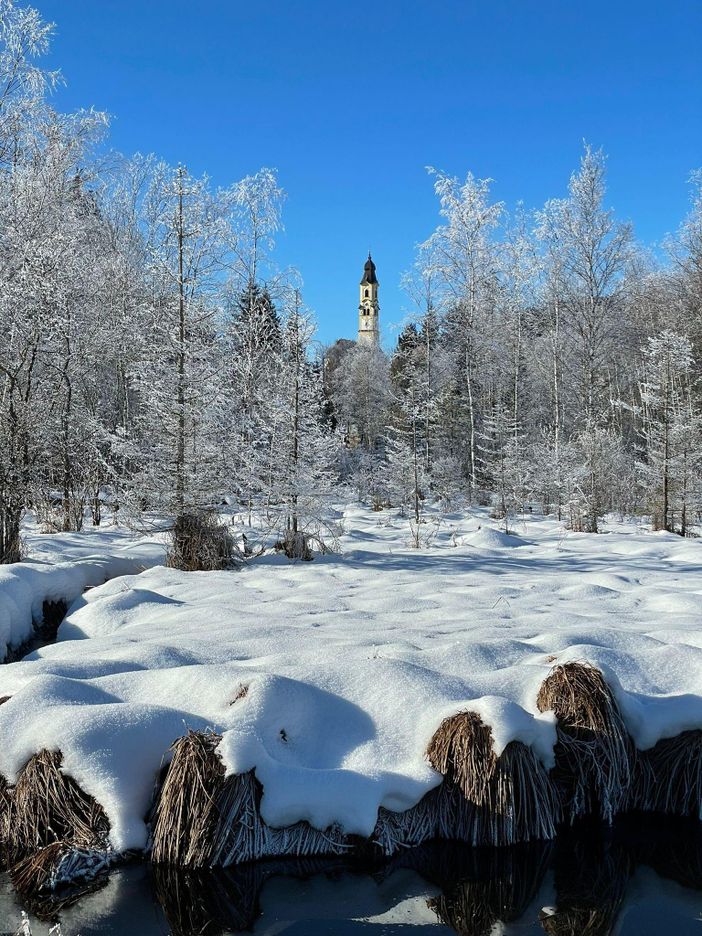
[399,841,551,935]
[2,818,702,934]
[539,836,629,936]
[152,858,350,935]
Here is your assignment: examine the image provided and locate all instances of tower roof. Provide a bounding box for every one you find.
[360,253,378,285]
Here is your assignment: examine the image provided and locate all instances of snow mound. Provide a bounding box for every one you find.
[0,526,165,659]
[464,526,529,550]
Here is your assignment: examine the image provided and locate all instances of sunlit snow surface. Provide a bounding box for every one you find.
[0,519,165,658]
[2,505,702,853]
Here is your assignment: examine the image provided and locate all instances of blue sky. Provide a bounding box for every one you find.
[39,1,702,348]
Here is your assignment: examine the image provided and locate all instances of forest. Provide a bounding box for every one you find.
[1,0,701,568]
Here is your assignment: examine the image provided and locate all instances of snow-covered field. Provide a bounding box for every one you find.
[0,519,166,659]
[2,506,702,855]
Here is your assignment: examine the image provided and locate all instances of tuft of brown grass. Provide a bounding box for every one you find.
[166,512,239,572]
[7,749,110,861]
[10,841,69,896]
[230,684,249,704]
[150,730,349,867]
[537,663,619,736]
[427,712,496,803]
[0,774,10,856]
[425,711,560,846]
[150,730,225,867]
[537,663,633,823]
[10,841,111,916]
[629,729,702,818]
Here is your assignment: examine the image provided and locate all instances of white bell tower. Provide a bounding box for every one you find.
[357,253,380,347]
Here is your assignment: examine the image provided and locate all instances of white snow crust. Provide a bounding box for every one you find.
[1,506,702,854]
[0,521,165,659]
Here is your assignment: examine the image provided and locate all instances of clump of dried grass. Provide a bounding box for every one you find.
[427,712,497,803]
[425,711,560,847]
[275,530,314,561]
[150,730,349,868]
[150,731,225,867]
[10,842,70,897]
[10,842,110,916]
[0,774,10,860]
[537,663,633,823]
[166,512,239,572]
[6,749,110,862]
[629,729,702,818]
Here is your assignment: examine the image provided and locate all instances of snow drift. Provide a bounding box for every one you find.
[0,525,165,660]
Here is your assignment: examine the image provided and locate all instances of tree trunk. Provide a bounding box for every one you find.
[176,167,187,515]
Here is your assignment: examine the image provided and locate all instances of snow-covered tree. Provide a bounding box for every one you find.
[535,146,633,426]
[638,331,700,533]
[330,343,391,451]
[421,169,503,494]
[128,163,234,518]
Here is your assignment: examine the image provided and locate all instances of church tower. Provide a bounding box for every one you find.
[357,253,380,347]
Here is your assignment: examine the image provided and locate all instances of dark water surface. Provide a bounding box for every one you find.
[2,818,702,934]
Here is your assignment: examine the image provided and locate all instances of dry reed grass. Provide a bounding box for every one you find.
[10,843,110,916]
[150,730,227,866]
[10,842,70,896]
[152,718,560,869]
[0,774,10,848]
[150,730,349,867]
[537,663,633,823]
[6,749,109,862]
[425,711,560,845]
[629,730,702,818]
[166,512,239,572]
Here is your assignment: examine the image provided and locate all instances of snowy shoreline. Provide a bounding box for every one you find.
[0,525,166,662]
[2,505,702,887]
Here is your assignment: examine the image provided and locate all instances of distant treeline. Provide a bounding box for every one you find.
[1,0,701,563]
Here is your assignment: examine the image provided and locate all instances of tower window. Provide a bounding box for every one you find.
[364,289,369,298]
